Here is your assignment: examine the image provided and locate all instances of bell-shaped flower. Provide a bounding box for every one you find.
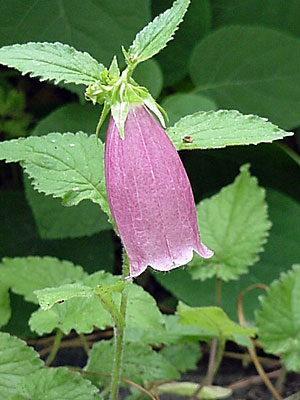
[105,103,213,278]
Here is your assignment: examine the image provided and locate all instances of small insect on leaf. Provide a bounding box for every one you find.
[183,135,193,143]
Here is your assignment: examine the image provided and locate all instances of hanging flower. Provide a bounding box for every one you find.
[104,103,213,278]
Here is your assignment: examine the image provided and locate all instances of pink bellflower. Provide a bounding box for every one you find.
[105,104,213,278]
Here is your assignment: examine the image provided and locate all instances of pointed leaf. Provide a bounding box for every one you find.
[0,42,104,85]
[18,368,99,400]
[256,265,300,372]
[167,110,293,151]
[35,283,93,310]
[189,165,271,281]
[0,132,110,216]
[128,0,190,64]
[177,302,255,339]
[0,332,43,397]
[85,340,179,386]
[0,256,87,303]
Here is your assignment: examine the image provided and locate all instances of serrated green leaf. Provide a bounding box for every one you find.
[157,382,232,399]
[24,176,111,240]
[35,283,93,310]
[0,132,110,217]
[177,302,254,339]
[161,342,201,373]
[0,256,87,303]
[189,164,271,281]
[0,332,43,396]
[128,0,190,65]
[256,265,300,372]
[167,110,292,151]
[0,42,104,86]
[17,368,99,400]
[162,93,217,127]
[85,340,179,386]
[0,283,11,328]
[190,26,300,129]
[29,271,163,335]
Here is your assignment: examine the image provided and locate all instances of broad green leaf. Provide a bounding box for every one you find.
[85,340,179,386]
[0,132,110,216]
[0,283,11,328]
[0,42,104,86]
[167,110,292,151]
[212,0,300,38]
[162,93,217,127]
[133,59,163,98]
[152,0,211,86]
[128,0,190,64]
[30,271,163,335]
[0,256,87,303]
[35,283,93,310]
[157,382,232,399]
[24,177,111,240]
[0,0,151,68]
[0,332,43,396]
[155,189,300,321]
[161,342,201,373]
[256,265,300,372]
[189,164,271,281]
[190,26,300,129]
[17,368,99,400]
[31,103,102,137]
[0,190,114,275]
[177,302,254,339]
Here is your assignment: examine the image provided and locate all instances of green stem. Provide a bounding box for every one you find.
[79,333,90,355]
[109,249,130,400]
[45,329,63,366]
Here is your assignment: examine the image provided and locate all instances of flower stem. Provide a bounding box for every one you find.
[45,328,63,366]
[79,333,90,355]
[109,249,130,400]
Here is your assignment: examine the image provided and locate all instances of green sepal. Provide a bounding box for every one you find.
[109,56,120,80]
[94,281,126,329]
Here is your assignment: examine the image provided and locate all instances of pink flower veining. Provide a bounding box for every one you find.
[104,104,213,278]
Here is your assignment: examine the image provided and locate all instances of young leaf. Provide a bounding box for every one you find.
[0,257,86,303]
[0,132,110,217]
[35,283,94,310]
[85,340,179,386]
[128,0,190,65]
[30,271,164,335]
[177,302,255,339]
[0,332,43,397]
[189,26,300,130]
[157,382,232,399]
[167,109,293,151]
[17,368,99,400]
[256,265,300,372]
[0,42,104,86]
[189,164,271,281]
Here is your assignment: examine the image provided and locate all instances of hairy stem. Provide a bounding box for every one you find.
[79,333,90,355]
[45,329,63,366]
[109,249,130,400]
